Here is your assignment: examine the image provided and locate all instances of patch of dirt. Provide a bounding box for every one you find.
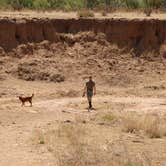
[17,59,65,82]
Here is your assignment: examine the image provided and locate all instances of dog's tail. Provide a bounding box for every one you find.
[31,93,34,98]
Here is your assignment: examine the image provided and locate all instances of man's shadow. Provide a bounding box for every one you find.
[159,103,166,106]
[86,107,97,112]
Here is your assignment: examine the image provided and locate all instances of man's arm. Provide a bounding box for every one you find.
[93,84,96,95]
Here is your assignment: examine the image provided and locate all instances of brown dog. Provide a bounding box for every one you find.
[18,93,34,107]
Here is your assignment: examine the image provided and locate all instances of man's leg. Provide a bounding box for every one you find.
[87,96,92,109]
[87,91,93,109]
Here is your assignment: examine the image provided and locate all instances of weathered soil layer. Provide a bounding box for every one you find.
[0,18,166,85]
[0,31,165,86]
[0,18,166,51]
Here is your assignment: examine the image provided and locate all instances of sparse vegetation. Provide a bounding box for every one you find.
[32,122,153,166]
[101,10,107,16]
[77,10,95,18]
[17,60,65,82]
[123,113,166,138]
[39,140,45,144]
[0,0,166,11]
[102,114,115,122]
[122,112,141,133]
[144,7,152,16]
[56,89,79,98]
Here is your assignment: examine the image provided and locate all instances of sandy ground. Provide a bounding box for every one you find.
[1,10,166,20]
[0,10,166,164]
[0,78,166,166]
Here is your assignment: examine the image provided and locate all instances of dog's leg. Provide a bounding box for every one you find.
[29,100,32,107]
[21,102,24,107]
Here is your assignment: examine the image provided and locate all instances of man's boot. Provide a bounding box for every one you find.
[89,101,92,109]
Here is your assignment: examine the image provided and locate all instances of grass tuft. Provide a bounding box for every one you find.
[101,10,107,16]
[77,10,94,18]
[122,113,166,138]
[102,114,115,122]
[144,8,152,17]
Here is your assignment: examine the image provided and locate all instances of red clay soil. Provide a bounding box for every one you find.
[0,17,166,86]
[0,31,165,86]
[0,18,165,52]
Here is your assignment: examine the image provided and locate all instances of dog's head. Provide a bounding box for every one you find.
[18,96,23,100]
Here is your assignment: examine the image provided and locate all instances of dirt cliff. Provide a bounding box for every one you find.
[0,18,166,85]
[0,18,166,52]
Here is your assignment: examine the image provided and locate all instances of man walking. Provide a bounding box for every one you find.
[83,76,96,110]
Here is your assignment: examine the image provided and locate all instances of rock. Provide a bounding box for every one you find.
[64,120,72,123]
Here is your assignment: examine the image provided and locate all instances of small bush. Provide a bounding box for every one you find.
[86,0,98,9]
[123,113,166,138]
[144,8,152,16]
[47,0,65,9]
[124,0,140,9]
[10,0,23,10]
[103,114,115,122]
[64,0,85,10]
[0,0,9,8]
[143,0,162,8]
[77,10,94,18]
[39,140,45,144]
[101,10,107,16]
[122,113,141,133]
[161,0,166,7]
[0,0,165,10]
[19,0,33,8]
[17,61,65,83]
[143,115,162,138]
[33,0,49,10]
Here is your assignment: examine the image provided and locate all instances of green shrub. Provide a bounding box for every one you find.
[143,0,162,8]
[161,0,166,7]
[0,0,8,6]
[47,0,85,10]
[144,7,152,16]
[8,0,33,9]
[105,0,111,6]
[86,0,99,9]
[33,0,49,10]
[20,0,33,8]
[101,10,107,16]
[124,0,140,9]
[0,0,165,10]
[10,0,23,10]
[102,114,115,122]
[66,0,85,10]
[47,0,65,9]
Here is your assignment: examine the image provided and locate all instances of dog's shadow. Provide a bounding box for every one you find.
[21,105,33,107]
[159,103,166,106]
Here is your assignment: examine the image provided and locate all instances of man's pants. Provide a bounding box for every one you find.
[87,91,93,108]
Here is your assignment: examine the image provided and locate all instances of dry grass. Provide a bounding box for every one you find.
[30,117,155,166]
[56,89,79,98]
[102,114,115,122]
[122,112,166,138]
[77,10,94,18]
[101,11,107,16]
[144,8,152,17]
[122,113,142,133]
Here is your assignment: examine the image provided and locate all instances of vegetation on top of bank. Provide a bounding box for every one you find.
[0,0,166,11]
